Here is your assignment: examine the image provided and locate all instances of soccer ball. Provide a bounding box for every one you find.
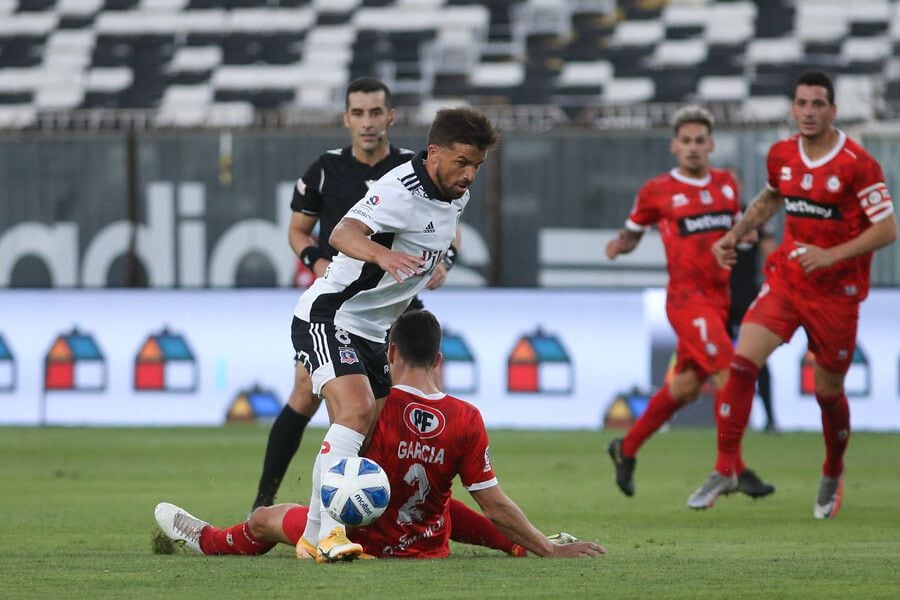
[321,457,391,527]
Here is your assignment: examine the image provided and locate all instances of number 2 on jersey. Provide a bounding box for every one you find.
[397,463,429,524]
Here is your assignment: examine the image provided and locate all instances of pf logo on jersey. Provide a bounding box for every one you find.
[403,402,446,439]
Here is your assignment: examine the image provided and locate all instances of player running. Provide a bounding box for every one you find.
[155,310,605,560]
[688,71,896,516]
[605,105,774,500]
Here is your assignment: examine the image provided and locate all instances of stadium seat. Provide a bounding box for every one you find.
[0,0,899,126]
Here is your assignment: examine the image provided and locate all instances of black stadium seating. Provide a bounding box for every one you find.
[0,0,898,128]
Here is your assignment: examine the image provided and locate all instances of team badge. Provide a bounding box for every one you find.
[338,347,359,365]
[672,193,688,207]
[827,176,840,192]
[801,173,813,190]
[699,190,713,205]
[402,402,446,439]
[483,446,492,472]
[867,190,884,206]
[780,166,792,181]
[721,184,734,199]
[366,195,380,206]
[719,403,731,418]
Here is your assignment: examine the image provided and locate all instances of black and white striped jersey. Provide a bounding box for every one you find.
[294,152,467,342]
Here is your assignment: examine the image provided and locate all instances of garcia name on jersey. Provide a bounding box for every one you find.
[295,151,466,342]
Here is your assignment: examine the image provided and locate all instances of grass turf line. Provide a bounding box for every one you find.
[0,426,898,599]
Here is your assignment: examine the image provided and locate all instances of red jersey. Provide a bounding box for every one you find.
[765,131,894,301]
[352,385,497,558]
[627,167,740,308]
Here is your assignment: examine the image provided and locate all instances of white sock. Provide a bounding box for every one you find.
[301,451,323,544]
[318,423,365,538]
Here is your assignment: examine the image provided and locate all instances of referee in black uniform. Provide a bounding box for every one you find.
[251,78,458,510]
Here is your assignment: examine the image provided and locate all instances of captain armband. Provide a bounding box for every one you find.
[441,244,458,270]
[300,246,324,270]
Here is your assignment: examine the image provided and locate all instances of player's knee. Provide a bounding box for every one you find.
[247,507,276,539]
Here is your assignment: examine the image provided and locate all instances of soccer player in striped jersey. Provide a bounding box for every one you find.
[690,71,896,517]
[292,108,499,561]
[252,78,457,513]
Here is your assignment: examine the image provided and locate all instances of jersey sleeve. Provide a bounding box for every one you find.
[853,153,894,223]
[345,184,411,234]
[625,182,661,231]
[290,159,324,215]
[458,410,497,492]
[765,143,782,191]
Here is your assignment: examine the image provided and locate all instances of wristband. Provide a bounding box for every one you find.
[300,246,324,270]
[441,244,458,270]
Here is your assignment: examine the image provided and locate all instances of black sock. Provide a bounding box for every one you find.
[252,405,310,509]
[757,363,774,426]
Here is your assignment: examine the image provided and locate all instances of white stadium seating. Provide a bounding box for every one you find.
[0,0,898,128]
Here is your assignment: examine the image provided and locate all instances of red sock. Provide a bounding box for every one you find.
[199,522,275,556]
[621,385,680,457]
[817,393,850,478]
[448,498,522,556]
[717,394,747,475]
[715,355,759,477]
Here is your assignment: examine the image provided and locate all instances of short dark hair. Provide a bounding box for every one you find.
[389,310,442,369]
[794,71,834,105]
[345,77,392,109]
[427,107,499,151]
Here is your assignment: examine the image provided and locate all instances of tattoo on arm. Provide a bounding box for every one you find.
[734,188,781,238]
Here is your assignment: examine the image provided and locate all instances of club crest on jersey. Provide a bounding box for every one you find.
[366,195,380,206]
[338,347,359,365]
[826,175,841,192]
[780,166,792,181]
[700,190,713,205]
[721,184,734,200]
[672,193,688,208]
[801,173,813,190]
[403,402,446,439]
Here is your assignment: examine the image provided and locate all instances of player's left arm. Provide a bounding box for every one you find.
[469,485,605,558]
[425,224,461,290]
[790,214,896,273]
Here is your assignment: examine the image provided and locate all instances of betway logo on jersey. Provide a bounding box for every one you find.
[403,402,446,439]
[783,197,842,220]
[677,211,734,236]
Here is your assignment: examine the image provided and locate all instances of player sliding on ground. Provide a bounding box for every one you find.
[156,310,605,560]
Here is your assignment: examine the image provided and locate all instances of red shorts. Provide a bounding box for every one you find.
[667,301,733,379]
[743,281,860,374]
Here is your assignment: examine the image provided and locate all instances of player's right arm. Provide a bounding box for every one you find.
[713,147,785,268]
[290,161,331,277]
[469,485,605,558]
[607,181,659,260]
[289,212,330,277]
[330,218,424,283]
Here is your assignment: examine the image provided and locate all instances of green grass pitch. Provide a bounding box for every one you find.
[1,426,898,599]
